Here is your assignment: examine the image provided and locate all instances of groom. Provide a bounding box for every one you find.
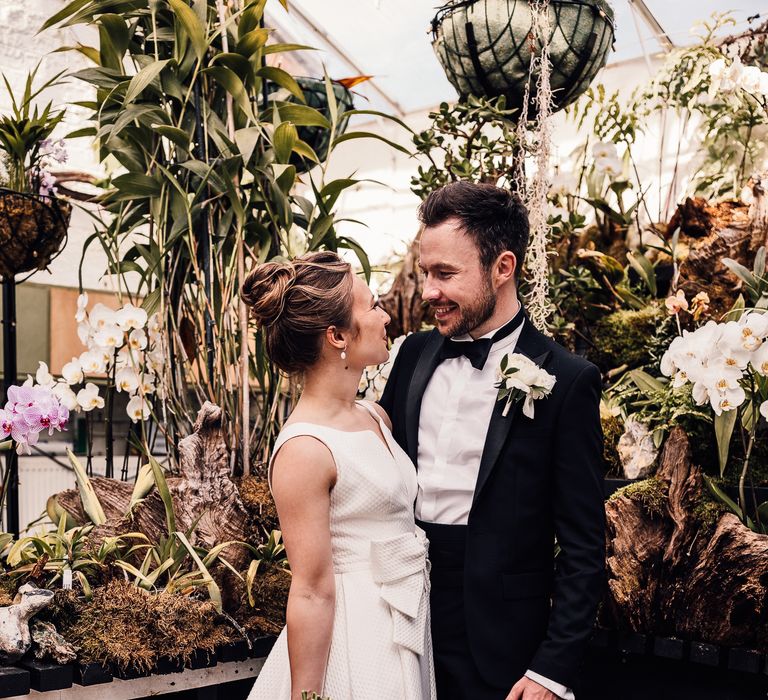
[380,182,605,700]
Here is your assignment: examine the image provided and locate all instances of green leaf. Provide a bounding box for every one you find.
[263,43,316,56]
[175,531,222,611]
[275,104,330,129]
[257,66,304,101]
[273,121,298,163]
[150,456,176,536]
[714,409,738,477]
[153,124,191,149]
[703,475,753,528]
[124,59,171,105]
[53,43,100,65]
[141,286,162,316]
[626,251,657,297]
[332,131,411,157]
[234,126,261,165]
[237,28,270,57]
[169,0,208,62]
[66,449,106,526]
[112,173,162,199]
[203,66,256,123]
[339,236,371,282]
[129,463,155,512]
[628,369,666,396]
[39,0,91,31]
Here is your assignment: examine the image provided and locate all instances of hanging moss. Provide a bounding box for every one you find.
[609,476,668,518]
[589,305,665,372]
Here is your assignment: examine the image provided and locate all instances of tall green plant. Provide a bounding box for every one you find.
[44,0,409,473]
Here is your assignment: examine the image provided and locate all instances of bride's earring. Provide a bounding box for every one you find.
[341,345,348,370]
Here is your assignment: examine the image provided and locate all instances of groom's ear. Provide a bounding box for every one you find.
[494,251,517,287]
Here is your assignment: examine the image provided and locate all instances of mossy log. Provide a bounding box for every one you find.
[56,402,251,569]
[604,427,768,649]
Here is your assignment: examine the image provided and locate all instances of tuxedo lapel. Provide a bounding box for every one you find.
[404,330,444,466]
[471,322,552,508]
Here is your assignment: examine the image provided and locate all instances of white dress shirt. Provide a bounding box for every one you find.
[416,315,575,700]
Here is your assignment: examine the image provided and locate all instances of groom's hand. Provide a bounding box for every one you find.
[506,677,558,700]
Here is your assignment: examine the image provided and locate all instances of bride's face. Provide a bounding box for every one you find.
[346,275,391,368]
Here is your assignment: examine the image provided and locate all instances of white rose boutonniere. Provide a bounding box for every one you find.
[495,353,556,418]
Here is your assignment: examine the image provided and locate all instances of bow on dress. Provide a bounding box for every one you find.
[369,529,431,656]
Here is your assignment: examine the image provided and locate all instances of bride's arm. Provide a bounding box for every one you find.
[271,436,337,700]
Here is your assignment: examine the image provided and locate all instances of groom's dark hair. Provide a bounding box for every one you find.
[418,181,529,280]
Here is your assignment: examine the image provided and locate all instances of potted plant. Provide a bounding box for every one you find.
[0,66,71,280]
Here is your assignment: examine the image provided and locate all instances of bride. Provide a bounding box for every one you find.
[242,251,435,700]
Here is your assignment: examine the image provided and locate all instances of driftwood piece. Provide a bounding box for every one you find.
[56,402,251,570]
[604,427,768,649]
[0,585,54,664]
[379,232,434,339]
[668,198,759,318]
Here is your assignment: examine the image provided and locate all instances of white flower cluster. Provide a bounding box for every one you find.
[661,312,768,417]
[39,293,164,423]
[709,55,768,97]
[495,353,556,419]
[591,142,623,181]
[358,334,409,402]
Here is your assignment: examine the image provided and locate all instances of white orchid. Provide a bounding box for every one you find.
[115,367,140,394]
[741,65,763,94]
[75,293,89,323]
[52,383,79,411]
[591,141,617,160]
[61,358,83,385]
[94,324,125,349]
[89,303,119,330]
[77,383,104,411]
[35,362,55,388]
[126,395,150,423]
[115,304,148,331]
[79,350,107,374]
[595,156,623,180]
[77,320,92,346]
[128,328,148,351]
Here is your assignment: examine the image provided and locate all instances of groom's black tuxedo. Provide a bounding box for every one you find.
[380,319,605,694]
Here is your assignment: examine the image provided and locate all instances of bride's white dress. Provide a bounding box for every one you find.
[248,401,435,700]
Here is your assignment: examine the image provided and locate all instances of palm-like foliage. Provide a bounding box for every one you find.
[44,0,410,473]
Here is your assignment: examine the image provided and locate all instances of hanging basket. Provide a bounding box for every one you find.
[267,77,355,173]
[0,188,71,280]
[431,0,616,113]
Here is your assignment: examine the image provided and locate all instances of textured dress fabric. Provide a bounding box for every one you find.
[248,402,435,700]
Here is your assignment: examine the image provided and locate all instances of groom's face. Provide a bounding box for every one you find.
[419,218,496,338]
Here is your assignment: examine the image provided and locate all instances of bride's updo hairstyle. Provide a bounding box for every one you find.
[241,251,354,374]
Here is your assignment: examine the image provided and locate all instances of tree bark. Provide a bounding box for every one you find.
[604,427,768,649]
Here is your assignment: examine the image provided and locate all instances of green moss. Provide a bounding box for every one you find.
[589,305,665,372]
[692,495,728,531]
[609,476,668,517]
[602,414,624,477]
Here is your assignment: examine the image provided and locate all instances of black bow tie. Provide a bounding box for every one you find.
[438,308,525,370]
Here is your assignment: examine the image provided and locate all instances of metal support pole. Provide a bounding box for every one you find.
[2,278,19,536]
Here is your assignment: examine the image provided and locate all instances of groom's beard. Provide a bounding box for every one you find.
[439,279,496,338]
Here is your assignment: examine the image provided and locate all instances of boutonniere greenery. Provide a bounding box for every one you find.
[495,353,556,418]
